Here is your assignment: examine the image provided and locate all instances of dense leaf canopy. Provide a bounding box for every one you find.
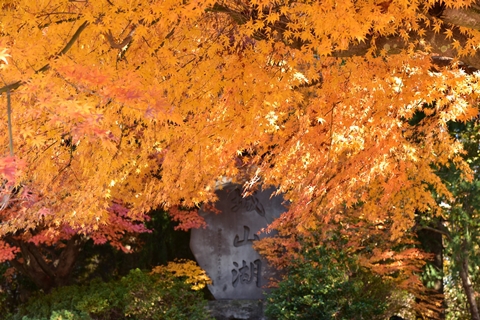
[0,0,480,296]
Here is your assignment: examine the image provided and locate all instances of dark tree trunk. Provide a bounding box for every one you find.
[54,235,84,287]
[457,244,480,320]
[456,199,480,320]
[7,235,84,293]
[416,220,446,319]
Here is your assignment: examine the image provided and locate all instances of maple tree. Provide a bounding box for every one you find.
[0,0,480,308]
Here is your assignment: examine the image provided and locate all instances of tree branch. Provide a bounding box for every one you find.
[442,4,480,31]
[331,24,480,69]
[0,20,89,95]
[211,2,480,70]
[416,225,452,240]
[22,242,57,279]
[37,20,89,73]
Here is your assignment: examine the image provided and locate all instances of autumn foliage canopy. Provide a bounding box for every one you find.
[0,0,480,298]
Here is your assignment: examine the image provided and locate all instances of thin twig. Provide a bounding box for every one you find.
[7,90,14,156]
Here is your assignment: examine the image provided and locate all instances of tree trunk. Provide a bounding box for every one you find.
[458,251,480,320]
[54,235,84,287]
[458,199,480,320]
[416,220,446,319]
[7,235,84,293]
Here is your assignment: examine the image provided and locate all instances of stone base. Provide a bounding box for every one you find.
[206,300,268,320]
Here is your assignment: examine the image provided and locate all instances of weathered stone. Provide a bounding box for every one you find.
[190,184,286,300]
[206,300,268,320]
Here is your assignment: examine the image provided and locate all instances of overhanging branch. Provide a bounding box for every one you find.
[211,1,480,70]
[416,225,452,240]
[442,4,480,31]
[332,26,480,70]
[0,20,89,95]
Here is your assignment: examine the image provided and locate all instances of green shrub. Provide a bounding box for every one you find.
[10,269,211,320]
[20,309,92,320]
[265,244,393,320]
[0,289,13,320]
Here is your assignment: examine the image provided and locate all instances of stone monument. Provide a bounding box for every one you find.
[190,184,286,300]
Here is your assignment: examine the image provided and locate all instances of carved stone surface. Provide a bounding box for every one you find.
[206,300,268,320]
[190,184,286,300]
